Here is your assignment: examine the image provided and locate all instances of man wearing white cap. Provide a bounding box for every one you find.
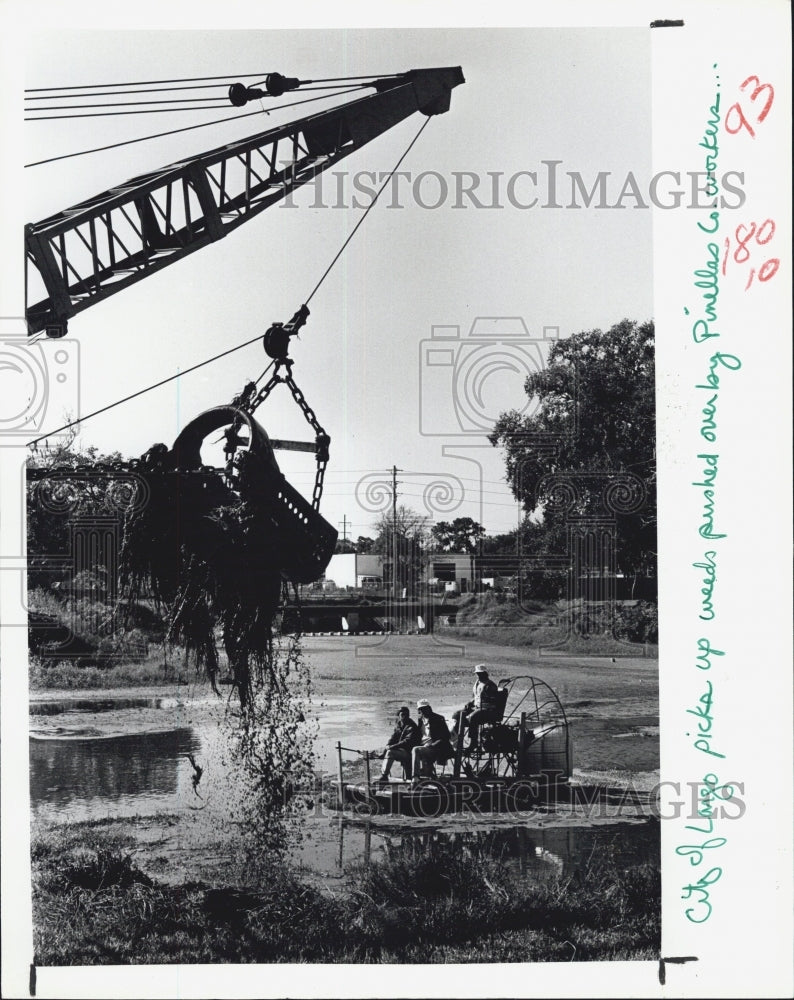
[452,664,500,750]
[412,699,454,779]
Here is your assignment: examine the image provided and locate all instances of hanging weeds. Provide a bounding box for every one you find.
[120,465,284,706]
[223,635,318,863]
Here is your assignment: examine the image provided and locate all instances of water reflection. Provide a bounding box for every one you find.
[297,818,659,883]
[30,728,199,809]
[28,694,659,887]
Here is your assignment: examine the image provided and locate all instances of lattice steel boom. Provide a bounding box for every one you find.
[25,67,464,336]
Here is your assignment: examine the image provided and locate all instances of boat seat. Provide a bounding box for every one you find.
[477,686,510,739]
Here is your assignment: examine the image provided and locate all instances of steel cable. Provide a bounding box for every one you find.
[25,86,363,167]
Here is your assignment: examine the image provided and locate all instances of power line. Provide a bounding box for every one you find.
[318,490,521,509]
[286,469,516,488]
[286,470,510,496]
[24,86,363,168]
[390,465,402,601]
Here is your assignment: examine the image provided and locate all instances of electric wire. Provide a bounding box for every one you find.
[304,115,431,305]
[24,86,363,168]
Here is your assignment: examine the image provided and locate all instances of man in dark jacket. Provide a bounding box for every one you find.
[377,706,420,781]
[412,699,454,779]
[452,664,501,749]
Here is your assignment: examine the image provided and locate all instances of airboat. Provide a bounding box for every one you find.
[334,676,573,815]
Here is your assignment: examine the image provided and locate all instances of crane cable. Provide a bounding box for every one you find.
[27,114,431,448]
[25,85,370,119]
[27,334,269,449]
[25,71,281,92]
[305,115,430,304]
[26,83,372,108]
[25,87,364,168]
[26,83,273,99]
[26,71,399,93]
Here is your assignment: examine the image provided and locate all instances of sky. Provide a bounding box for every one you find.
[22,27,652,539]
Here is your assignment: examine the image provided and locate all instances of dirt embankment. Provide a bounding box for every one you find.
[441,593,658,654]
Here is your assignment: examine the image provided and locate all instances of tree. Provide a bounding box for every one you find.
[371,505,429,596]
[27,438,128,592]
[489,319,656,591]
[431,517,485,553]
[480,530,522,555]
[355,535,376,554]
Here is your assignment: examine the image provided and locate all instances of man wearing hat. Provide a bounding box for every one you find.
[374,706,421,782]
[452,664,500,750]
[412,699,455,779]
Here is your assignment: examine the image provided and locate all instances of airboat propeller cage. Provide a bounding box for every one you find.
[170,405,337,584]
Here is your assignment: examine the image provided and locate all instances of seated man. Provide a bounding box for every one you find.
[376,706,420,782]
[412,699,455,780]
[451,664,501,750]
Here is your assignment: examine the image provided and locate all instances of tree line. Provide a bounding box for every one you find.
[333,319,656,599]
[29,319,656,604]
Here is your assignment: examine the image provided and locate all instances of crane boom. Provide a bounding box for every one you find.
[25,67,464,336]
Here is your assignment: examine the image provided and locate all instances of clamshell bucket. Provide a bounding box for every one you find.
[170,405,337,584]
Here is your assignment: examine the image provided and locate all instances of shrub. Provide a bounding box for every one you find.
[614,601,658,644]
[28,587,158,668]
[32,830,661,965]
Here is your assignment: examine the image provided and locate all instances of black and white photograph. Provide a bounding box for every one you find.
[1,3,791,998]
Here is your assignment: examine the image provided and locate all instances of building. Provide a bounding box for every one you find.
[324,553,383,589]
[425,553,477,593]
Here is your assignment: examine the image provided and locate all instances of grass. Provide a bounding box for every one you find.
[32,826,660,965]
[29,648,191,690]
[441,623,657,656]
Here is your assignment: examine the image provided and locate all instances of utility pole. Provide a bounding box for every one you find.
[338,515,350,543]
[391,465,401,604]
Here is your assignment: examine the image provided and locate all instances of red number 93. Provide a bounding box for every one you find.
[725,75,774,138]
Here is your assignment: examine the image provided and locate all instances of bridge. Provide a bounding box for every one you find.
[280,599,456,634]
